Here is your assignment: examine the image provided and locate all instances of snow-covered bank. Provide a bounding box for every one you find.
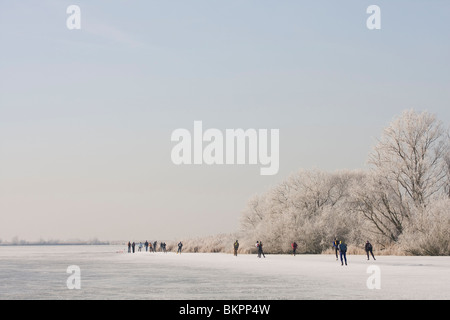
[0,245,448,300]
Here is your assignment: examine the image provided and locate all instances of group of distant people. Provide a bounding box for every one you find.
[233,238,377,266]
[332,238,376,266]
[232,240,266,258]
[127,241,169,253]
[255,241,265,258]
[127,238,377,263]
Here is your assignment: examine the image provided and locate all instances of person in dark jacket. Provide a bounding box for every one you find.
[233,240,239,256]
[339,241,348,266]
[365,241,376,260]
[177,241,183,254]
[132,242,136,253]
[291,242,298,256]
[127,241,131,253]
[333,238,340,261]
[258,241,266,258]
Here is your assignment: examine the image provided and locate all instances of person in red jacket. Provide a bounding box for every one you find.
[291,242,298,256]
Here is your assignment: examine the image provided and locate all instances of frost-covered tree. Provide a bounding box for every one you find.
[350,172,409,242]
[239,169,365,253]
[369,110,448,206]
[240,194,267,232]
[400,197,450,255]
[356,110,450,243]
[444,147,450,198]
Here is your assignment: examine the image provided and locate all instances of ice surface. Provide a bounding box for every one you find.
[0,245,449,300]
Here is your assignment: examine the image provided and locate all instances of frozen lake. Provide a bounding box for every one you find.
[0,245,449,300]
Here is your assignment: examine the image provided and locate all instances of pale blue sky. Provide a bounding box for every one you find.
[0,1,449,241]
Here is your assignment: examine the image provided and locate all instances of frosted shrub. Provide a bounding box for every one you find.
[237,169,367,254]
[400,198,450,255]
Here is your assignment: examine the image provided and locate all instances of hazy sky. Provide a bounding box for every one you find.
[1,1,449,242]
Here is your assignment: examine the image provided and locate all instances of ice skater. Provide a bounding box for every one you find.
[339,241,348,266]
[233,240,239,256]
[333,237,340,261]
[132,242,135,253]
[127,241,131,253]
[365,241,376,260]
[291,241,298,256]
[177,241,183,254]
[258,241,265,258]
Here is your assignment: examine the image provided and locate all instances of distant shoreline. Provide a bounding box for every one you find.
[0,242,111,246]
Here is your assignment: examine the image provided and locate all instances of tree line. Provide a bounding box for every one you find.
[237,110,450,255]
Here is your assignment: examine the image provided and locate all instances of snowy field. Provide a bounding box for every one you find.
[0,245,449,300]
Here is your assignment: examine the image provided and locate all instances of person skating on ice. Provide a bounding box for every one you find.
[338,241,348,266]
[258,241,265,258]
[233,240,239,256]
[333,237,340,261]
[291,242,298,256]
[365,240,376,261]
